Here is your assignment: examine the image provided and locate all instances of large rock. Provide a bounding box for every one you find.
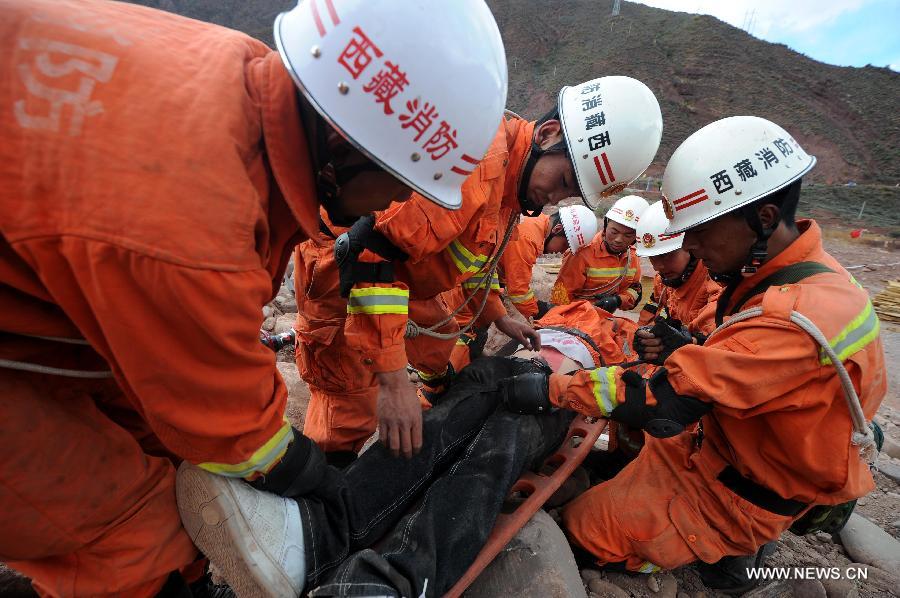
[790,579,826,598]
[857,564,900,595]
[587,578,628,597]
[875,459,900,483]
[273,313,296,335]
[882,436,900,460]
[820,567,859,598]
[276,362,310,431]
[837,513,900,571]
[464,509,587,598]
[273,293,297,313]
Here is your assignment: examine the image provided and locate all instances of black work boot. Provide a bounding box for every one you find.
[696,542,776,596]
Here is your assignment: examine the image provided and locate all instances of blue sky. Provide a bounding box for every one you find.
[630,0,900,71]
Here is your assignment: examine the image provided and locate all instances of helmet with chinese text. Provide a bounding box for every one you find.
[558,76,662,210]
[605,194,649,229]
[274,0,507,210]
[662,116,816,234]
[636,201,683,257]
[559,205,599,252]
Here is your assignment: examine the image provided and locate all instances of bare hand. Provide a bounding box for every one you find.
[635,328,663,362]
[494,315,542,351]
[375,369,423,459]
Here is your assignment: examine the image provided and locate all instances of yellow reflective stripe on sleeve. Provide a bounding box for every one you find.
[626,267,637,277]
[638,562,661,574]
[586,266,626,278]
[820,301,880,365]
[198,419,293,478]
[509,289,536,304]
[447,239,489,275]
[589,367,619,416]
[462,272,501,291]
[347,287,409,315]
[417,368,448,382]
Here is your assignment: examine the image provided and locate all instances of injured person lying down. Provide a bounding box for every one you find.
[176,299,709,597]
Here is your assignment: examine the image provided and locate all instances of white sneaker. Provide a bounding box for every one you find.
[176,462,306,598]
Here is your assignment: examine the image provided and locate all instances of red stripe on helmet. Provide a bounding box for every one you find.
[323,0,340,26]
[310,0,326,36]
[593,155,608,185]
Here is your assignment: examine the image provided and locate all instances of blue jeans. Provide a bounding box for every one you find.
[298,357,574,597]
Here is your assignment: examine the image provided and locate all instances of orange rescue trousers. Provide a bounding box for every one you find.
[563,431,796,573]
[298,296,458,453]
[0,371,199,597]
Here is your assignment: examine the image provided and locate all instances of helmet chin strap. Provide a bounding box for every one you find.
[517,109,568,217]
[661,255,698,288]
[709,204,778,285]
[298,92,383,227]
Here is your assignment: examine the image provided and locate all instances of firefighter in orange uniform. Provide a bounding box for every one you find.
[446,205,601,374]
[296,77,664,463]
[503,206,599,320]
[551,195,649,313]
[636,201,721,335]
[499,117,886,594]
[0,0,510,595]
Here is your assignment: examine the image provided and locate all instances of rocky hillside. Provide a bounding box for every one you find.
[127,0,898,185]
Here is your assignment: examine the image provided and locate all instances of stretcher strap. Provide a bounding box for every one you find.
[442,416,608,598]
[709,307,876,462]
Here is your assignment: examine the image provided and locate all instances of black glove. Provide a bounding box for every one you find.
[249,428,330,499]
[594,294,622,313]
[499,358,553,415]
[536,300,554,319]
[632,317,694,365]
[610,368,712,438]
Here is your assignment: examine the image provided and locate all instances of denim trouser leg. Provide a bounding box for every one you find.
[298,357,574,597]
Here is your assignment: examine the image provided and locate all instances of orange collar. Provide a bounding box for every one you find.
[249,53,320,240]
[727,219,823,308]
[502,117,536,212]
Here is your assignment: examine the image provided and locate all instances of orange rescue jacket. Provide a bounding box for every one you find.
[0,0,320,475]
[337,117,534,372]
[551,221,886,504]
[501,214,551,319]
[551,236,642,310]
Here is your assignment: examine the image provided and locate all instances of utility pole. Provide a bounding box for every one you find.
[612,0,620,17]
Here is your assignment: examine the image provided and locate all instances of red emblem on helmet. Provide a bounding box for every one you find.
[625,209,634,221]
[642,232,655,248]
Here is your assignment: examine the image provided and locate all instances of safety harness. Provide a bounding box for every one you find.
[661,255,699,289]
[516,108,568,217]
[706,261,879,529]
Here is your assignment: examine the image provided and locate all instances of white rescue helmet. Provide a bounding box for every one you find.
[274,0,507,210]
[636,201,683,257]
[605,194,649,229]
[558,76,663,209]
[559,205,599,252]
[663,116,816,234]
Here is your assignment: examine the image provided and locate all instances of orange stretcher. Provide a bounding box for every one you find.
[443,415,609,598]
